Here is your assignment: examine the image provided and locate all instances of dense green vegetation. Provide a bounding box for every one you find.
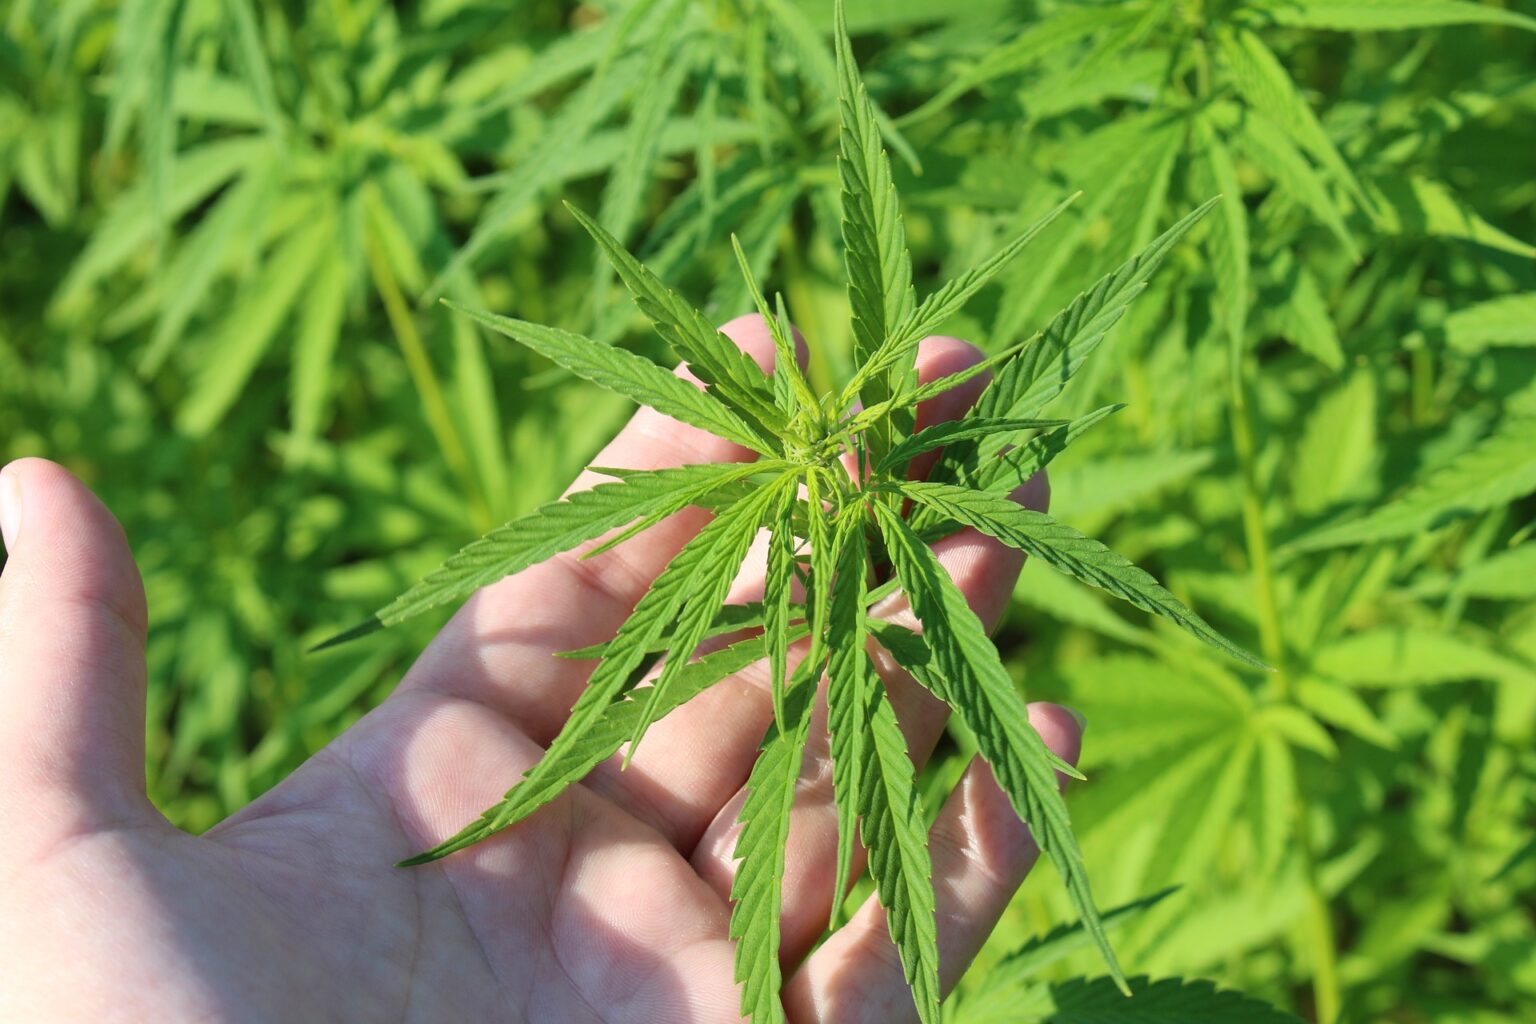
[2,0,1533,1020]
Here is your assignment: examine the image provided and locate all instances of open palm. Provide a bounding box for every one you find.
[0,317,1080,1024]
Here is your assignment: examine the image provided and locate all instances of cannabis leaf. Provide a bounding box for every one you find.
[329,4,1260,1018]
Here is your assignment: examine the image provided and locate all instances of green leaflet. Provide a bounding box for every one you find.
[876,417,1068,476]
[1236,110,1359,261]
[1290,369,1378,515]
[835,0,916,433]
[730,680,817,1024]
[1195,120,1250,356]
[218,0,283,143]
[900,2,1145,125]
[1009,975,1306,1023]
[288,246,348,465]
[626,477,790,753]
[567,202,788,440]
[960,888,1178,1021]
[1262,0,1536,33]
[1447,543,1536,600]
[824,512,871,930]
[1288,415,1536,551]
[176,210,331,436]
[139,159,279,375]
[763,480,800,731]
[988,113,1177,347]
[840,338,1038,436]
[317,461,774,648]
[705,176,801,328]
[1266,255,1345,370]
[868,503,1127,992]
[1443,294,1536,353]
[732,234,819,418]
[560,601,783,661]
[593,0,692,259]
[402,628,807,864]
[557,577,904,662]
[445,301,770,454]
[893,194,1077,347]
[960,199,1216,438]
[857,655,941,1023]
[409,484,789,864]
[762,0,922,174]
[1311,626,1536,688]
[1295,677,1399,748]
[1144,729,1258,883]
[423,0,662,299]
[1216,27,1367,210]
[842,194,1077,405]
[892,481,1266,669]
[1365,175,1536,258]
[805,469,840,663]
[911,405,1123,533]
[50,137,268,319]
[1047,448,1217,525]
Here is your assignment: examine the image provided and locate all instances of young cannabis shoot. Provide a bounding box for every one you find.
[321,4,1263,1020]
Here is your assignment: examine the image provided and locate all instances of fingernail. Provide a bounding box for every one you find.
[0,468,20,551]
[1061,704,1087,734]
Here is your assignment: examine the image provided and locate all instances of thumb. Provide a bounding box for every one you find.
[0,458,155,846]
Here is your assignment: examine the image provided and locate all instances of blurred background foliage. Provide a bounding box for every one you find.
[2,0,1533,1020]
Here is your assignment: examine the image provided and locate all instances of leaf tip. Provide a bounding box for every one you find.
[396,850,441,868]
[309,616,384,653]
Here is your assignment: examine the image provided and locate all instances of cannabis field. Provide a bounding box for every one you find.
[3,0,1534,1020]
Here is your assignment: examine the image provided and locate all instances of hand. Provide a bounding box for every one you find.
[0,317,1080,1024]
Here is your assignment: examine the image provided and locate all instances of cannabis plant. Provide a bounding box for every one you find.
[324,6,1263,1019]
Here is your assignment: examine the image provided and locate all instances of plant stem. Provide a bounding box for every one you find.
[1227,358,1286,687]
[1296,807,1343,1024]
[364,229,493,533]
[1228,348,1342,1023]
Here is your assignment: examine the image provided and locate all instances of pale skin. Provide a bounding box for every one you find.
[0,316,1080,1023]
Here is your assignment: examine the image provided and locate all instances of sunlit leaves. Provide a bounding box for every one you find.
[568,202,787,441]
[1195,120,1250,354]
[955,200,1216,448]
[446,301,770,453]
[957,889,1179,1022]
[843,195,1077,403]
[730,683,816,1024]
[318,6,1270,1018]
[869,503,1126,992]
[894,482,1266,668]
[18,2,1533,1021]
[1215,27,1367,209]
[1004,974,1306,1023]
[763,481,800,731]
[318,460,774,647]
[824,517,871,931]
[1290,415,1536,550]
[834,0,915,433]
[857,662,941,1023]
[1262,0,1536,32]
